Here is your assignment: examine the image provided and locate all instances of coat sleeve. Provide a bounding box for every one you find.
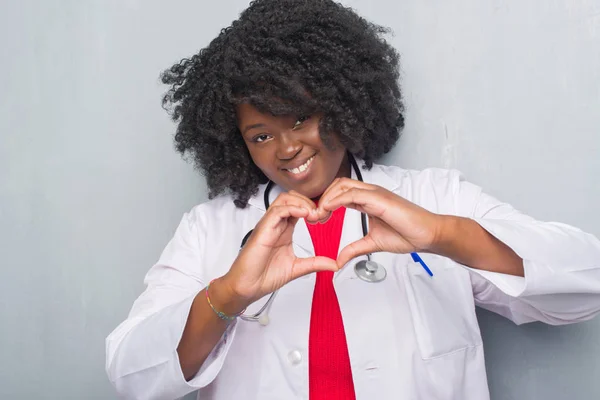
[430,169,600,325]
[105,207,238,400]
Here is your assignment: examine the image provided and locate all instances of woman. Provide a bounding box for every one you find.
[105,1,600,399]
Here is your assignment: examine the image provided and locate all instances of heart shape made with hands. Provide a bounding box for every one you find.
[223,177,440,304]
[299,177,440,269]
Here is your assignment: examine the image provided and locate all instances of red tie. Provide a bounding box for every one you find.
[306,206,356,400]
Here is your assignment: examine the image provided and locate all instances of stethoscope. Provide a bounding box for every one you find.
[239,153,432,325]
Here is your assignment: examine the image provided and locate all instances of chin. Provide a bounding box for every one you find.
[296,182,329,200]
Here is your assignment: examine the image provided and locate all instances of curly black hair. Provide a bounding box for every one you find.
[161,0,404,208]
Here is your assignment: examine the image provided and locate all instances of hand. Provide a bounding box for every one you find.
[318,177,442,268]
[220,191,338,308]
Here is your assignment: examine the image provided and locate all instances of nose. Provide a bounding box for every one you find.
[276,132,302,161]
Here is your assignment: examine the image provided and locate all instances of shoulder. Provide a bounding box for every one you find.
[370,162,479,214]
[184,194,254,229]
[370,162,466,193]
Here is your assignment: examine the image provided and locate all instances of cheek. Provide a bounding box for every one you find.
[318,132,345,154]
[247,147,276,175]
[245,147,262,167]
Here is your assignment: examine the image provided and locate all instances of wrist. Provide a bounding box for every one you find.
[207,276,250,316]
[427,214,459,254]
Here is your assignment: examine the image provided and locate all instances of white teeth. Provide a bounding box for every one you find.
[288,156,314,175]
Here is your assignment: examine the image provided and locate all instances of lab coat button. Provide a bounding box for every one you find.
[288,350,302,365]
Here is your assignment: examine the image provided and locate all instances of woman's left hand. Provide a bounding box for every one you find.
[317,177,443,268]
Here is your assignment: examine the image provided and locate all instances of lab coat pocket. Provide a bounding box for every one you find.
[404,256,482,360]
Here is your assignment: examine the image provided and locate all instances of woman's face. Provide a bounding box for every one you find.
[236,103,350,199]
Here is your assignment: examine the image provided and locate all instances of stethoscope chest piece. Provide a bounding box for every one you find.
[354,258,387,283]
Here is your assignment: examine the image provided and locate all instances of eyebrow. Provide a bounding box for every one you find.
[242,123,266,135]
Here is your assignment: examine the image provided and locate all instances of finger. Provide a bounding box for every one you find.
[286,191,323,223]
[272,191,316,212]
[259,205,309,231]
[319,178,375,214]
[270,204,311,222]
[336,238,379,268]
[280,195,326,225]
[290,256,339,279]
[321,187,386,218]
[322,176,374,200]
[271,191,324,224]
[317,177,342,205]
[310,177,350,223]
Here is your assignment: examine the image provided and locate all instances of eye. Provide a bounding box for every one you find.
[252,134,271,143]
[292,115,310,130]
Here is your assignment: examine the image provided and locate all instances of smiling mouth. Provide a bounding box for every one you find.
[284,155,315,175]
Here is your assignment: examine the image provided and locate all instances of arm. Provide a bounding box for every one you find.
[177,280,246,381]
[105,211,241,400]
[106,194,338,399]
[450,173,600,325]
[320,171,600,326]
[429,215,525,277]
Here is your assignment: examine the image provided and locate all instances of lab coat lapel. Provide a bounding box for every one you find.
[293,219,315,256]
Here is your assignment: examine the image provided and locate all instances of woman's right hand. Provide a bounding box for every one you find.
[216,191,337,310]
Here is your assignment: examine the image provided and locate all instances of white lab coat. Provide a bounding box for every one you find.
[106,162,600,400]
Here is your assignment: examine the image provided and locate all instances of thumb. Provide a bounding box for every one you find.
[336,239,377,268]
[291,256,339,280]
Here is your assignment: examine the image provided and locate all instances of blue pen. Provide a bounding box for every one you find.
[411,252,433,276]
